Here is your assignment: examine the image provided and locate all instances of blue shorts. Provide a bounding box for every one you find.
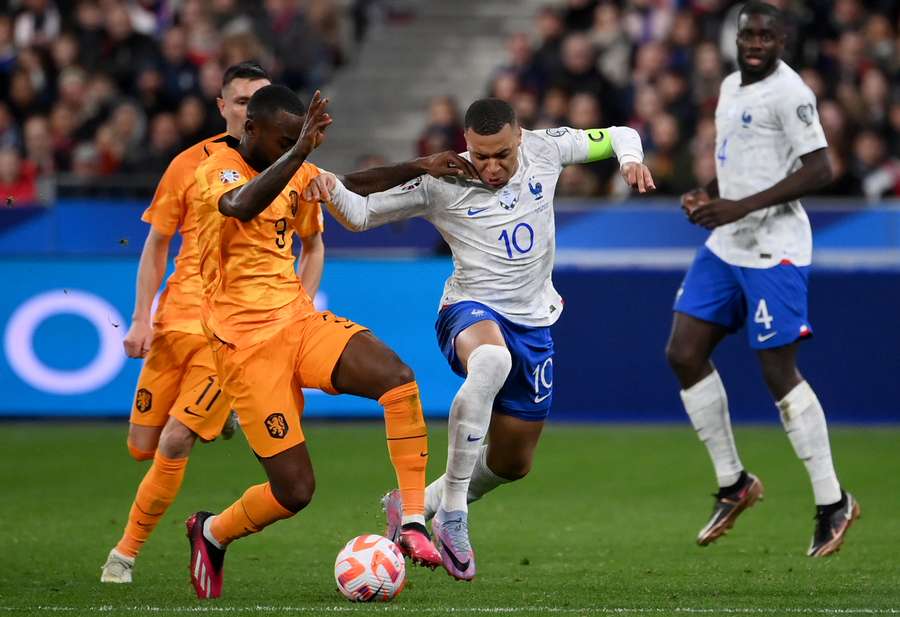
[435,301,554,421]
[674,246,813,349]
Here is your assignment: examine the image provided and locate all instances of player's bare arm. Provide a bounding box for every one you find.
[298,232,325,298]
[123,227,172,358]
[219,91,332,222]
[689,148,832,229]
[302,150,477,202]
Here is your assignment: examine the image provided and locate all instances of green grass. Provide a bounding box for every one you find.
[0,422,898,617]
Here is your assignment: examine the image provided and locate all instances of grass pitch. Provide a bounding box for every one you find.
[1,422,898,616]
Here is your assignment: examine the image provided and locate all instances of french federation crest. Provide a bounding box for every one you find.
[528,176,543,200]
[219,169,241,184]
[499,186,519,210]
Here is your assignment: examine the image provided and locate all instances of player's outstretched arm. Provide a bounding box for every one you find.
[123,228,171,358]
[342,151,478,197]
[325,174,431,232]
[219,91,332,222]
[689,148,832,229]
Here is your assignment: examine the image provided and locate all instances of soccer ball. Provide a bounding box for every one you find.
[334,534,406,602]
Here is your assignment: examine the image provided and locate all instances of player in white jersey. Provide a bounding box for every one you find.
[665,1,860,557]
[306,98,653,579]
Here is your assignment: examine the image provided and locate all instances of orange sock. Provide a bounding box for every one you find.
[127,441,155,462]
[379,381,428,516]
[116,451,188,558]
[209,483,293,546]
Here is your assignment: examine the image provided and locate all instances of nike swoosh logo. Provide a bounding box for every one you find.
[419,451,428,457]
[757,331,778,343]
[183,406,202,417]
[467,207,488,216]
[466,434,482,442]
[441,541,471,572]
[534,393,551,403]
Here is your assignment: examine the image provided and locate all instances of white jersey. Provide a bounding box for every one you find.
[329,127,642,327]
[707,61,828,268]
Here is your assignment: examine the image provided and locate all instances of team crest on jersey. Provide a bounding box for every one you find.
[528,176,543,200]
[219,169,241,184]
[499,186,519,210]
[135,388,152,413]
[545,127,568,138]
[265,413,288,439]
[796,103,814,127]
[741,110,752,127]
[399,177,423,192]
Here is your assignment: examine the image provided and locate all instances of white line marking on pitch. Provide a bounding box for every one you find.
[1,607,897,615]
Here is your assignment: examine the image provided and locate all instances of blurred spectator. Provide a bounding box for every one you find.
[101,3,161,93]
[644,113,694,196]
[590,3,631,89]
[852,130,900,200]
[176,96,207,148]
[568,93,602,129]
[532,5,565,79]
[23,115,55,176]
[417,96,466,158]
[489,71,519,103]
[512,91,540,130]
[132,112,181,174]
[0,102,22,150]
[14,0,61,49]
[557,162,600,197]
[160,26,200,105]
[0,146,38,206]
[496,33,544,94]
[538,87,569,127]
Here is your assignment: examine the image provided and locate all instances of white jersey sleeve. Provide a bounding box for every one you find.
[539,126,644,167]
[327,175,432,231]
[774,83,828,159]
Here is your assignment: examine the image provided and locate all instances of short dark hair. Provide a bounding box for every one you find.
[464,98,517,135]
[247,84,306,122]
[222,61,269,90]
[739,1,782,25]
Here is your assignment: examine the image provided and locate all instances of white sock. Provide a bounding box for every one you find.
[440,345,511,513]
[777,381,842,505]
[681,370,743,487]
[401,514,425,527]
[202,516,225,550]
[425,445,512,520]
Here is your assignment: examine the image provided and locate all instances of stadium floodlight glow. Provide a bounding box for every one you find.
[4,289,126,395]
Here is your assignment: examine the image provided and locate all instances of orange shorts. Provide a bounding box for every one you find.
[210,311,368,458]
[130,330,232,442]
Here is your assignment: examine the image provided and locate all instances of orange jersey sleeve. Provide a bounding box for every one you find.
[195,147,322,348]
[288,163,325,239]
[142,134,229,336]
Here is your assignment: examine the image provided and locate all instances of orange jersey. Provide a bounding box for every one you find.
[195,142,324,349]
[142,133,231,335]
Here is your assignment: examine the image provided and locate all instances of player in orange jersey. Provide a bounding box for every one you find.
[100,63,317,584]
[185,85,474,599]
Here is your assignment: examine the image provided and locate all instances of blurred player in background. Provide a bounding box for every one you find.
[308,97,653,580]
[100,62,275,583]
[666,1,860,557]
[185,86,474,599]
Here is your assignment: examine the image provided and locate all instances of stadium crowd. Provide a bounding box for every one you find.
[1,0,899,204]
[0,0,350,202]
[417,0,900,199]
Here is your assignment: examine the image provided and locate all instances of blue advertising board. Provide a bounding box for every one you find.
[0,258,461,417]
